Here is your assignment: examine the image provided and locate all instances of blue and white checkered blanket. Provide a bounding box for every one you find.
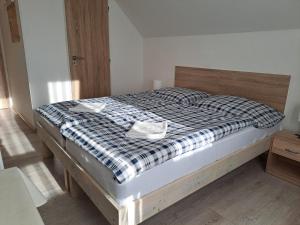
[37,91,282,183]
[60,103,254,183]
[36,92,168,131]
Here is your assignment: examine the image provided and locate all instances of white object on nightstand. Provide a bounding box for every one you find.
[0,168,47,225]
[153,80,162,90]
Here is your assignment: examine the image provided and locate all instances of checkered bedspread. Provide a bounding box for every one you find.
[194,95,285,128]
[61,103,254,183]
[36,92,168,131]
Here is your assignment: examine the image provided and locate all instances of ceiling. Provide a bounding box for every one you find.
[115,0,300,37]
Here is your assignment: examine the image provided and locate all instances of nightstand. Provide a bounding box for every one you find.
[266,130,300,186]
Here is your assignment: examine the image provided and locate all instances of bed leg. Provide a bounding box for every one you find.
[64,169,70,192]
[69,175,84,198]
[40,142,54,159]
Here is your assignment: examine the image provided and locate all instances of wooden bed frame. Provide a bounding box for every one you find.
[37,66,290,225]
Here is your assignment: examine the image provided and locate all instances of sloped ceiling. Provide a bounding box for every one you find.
[115,0,300,37]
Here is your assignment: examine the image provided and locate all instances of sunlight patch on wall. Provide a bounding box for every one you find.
[72,80,80,100]
[0,98,9,109]
[48,81,72,103]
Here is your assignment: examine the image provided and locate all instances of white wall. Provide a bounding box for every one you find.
[18,0,72,109]
[109,0,143,95]
[143,29,300,131]
[0,1,34,126]
[17,0,143,109]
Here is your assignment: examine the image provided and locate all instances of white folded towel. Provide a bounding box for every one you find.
[69,103,106,113]
[126,121,168,140]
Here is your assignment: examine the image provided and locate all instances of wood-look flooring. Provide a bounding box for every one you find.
[0,109,299,225]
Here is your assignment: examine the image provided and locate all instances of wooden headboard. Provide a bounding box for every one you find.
[175,66,291,112]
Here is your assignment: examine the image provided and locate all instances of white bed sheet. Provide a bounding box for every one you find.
[66,124,281,206]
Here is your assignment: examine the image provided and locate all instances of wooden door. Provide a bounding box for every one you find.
[65,0,111,99]
[0,41,9,109]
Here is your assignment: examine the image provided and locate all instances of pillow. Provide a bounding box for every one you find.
[195,95,284,128]
[152,87,209,105]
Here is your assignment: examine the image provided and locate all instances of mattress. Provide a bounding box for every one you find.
[35,112,65,147]
[65,124,281,206]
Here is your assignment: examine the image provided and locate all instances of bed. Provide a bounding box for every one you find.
[65,125,281,206]
[36,66,290,225]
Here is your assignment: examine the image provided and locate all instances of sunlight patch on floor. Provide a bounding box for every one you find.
[20,161,64,199]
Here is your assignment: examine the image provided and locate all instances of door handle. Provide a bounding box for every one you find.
[72,56,85,65]
[72,56,85,61]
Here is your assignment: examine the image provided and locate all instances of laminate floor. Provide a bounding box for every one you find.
[1,109,299,225]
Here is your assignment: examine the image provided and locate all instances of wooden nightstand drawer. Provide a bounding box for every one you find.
[272,139,300,162]
[266,130,300,187]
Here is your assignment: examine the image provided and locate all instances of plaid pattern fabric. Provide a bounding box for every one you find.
[36,91,169,131]
[36,92,284,183]
[194,95,284,128]
[36,88,207,129]
[36,88,201,129]
[152,87,209,105]
[61,103,254,184]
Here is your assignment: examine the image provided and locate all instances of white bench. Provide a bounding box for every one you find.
[0,167,46,225]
